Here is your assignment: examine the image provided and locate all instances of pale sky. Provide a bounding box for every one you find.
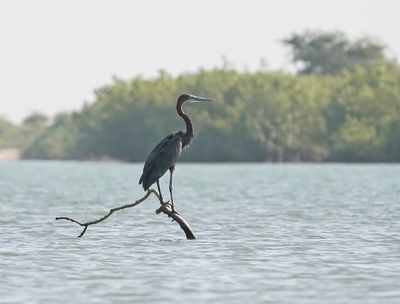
[1,0,399,123]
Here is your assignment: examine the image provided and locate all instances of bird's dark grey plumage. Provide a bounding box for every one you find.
[138,93,213,211]
[139,131,183,191]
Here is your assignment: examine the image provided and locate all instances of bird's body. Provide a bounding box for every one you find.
[139,94,213,211]
[139,131,185,191]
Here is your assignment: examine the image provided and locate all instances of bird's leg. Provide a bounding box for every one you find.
[156,180,165,203]
[168,169,178,214]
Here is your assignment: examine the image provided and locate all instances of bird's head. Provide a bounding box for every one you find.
[178,93,214,104]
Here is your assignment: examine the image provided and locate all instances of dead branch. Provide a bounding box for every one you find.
[55,189,196,239]
[155,203,196,240]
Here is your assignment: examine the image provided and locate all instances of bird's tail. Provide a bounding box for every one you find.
[139,173,150,191]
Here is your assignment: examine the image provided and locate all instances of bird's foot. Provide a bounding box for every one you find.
[156,201,170,215]
[157,201,180,219]
[161,201,174,215]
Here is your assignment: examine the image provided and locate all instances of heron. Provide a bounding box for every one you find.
[139,93,214,213]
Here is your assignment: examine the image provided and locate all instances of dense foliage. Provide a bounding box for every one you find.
[0,117,23,148]
[21,62,400,162]
[2,31,398,162]
[0,113,48,149]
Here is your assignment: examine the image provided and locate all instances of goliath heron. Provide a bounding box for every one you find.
[139,93,213,212]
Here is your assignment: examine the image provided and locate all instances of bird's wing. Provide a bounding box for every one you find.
[139,133,183,188]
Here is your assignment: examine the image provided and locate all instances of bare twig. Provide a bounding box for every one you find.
[55,189,196,239]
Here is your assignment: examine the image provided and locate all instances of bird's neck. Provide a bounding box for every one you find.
[177,100,193,147]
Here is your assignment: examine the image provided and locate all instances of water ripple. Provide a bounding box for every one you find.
[0,162,399,303]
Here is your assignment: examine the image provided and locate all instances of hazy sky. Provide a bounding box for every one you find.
[1,0,399,122]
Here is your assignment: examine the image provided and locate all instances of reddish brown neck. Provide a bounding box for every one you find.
[176,97,193,145]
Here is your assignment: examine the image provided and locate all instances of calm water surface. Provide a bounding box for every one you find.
[0,161,399,303]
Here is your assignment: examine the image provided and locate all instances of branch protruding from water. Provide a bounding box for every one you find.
[55,189,196,239]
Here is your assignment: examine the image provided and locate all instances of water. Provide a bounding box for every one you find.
[0,161,399,303]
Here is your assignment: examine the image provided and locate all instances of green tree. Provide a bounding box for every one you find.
[0,117,23,148]
[283,31,387,75]
[326,63,400,161]
[21,113,48,148]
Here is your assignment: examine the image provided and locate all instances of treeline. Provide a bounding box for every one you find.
[21,61,400,162]
[3,31,400,162]
[0,114,47,150]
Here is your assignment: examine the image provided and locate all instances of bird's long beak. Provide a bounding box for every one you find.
[190,95,214,103]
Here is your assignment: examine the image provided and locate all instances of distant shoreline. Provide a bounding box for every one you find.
[0,148,21,160]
